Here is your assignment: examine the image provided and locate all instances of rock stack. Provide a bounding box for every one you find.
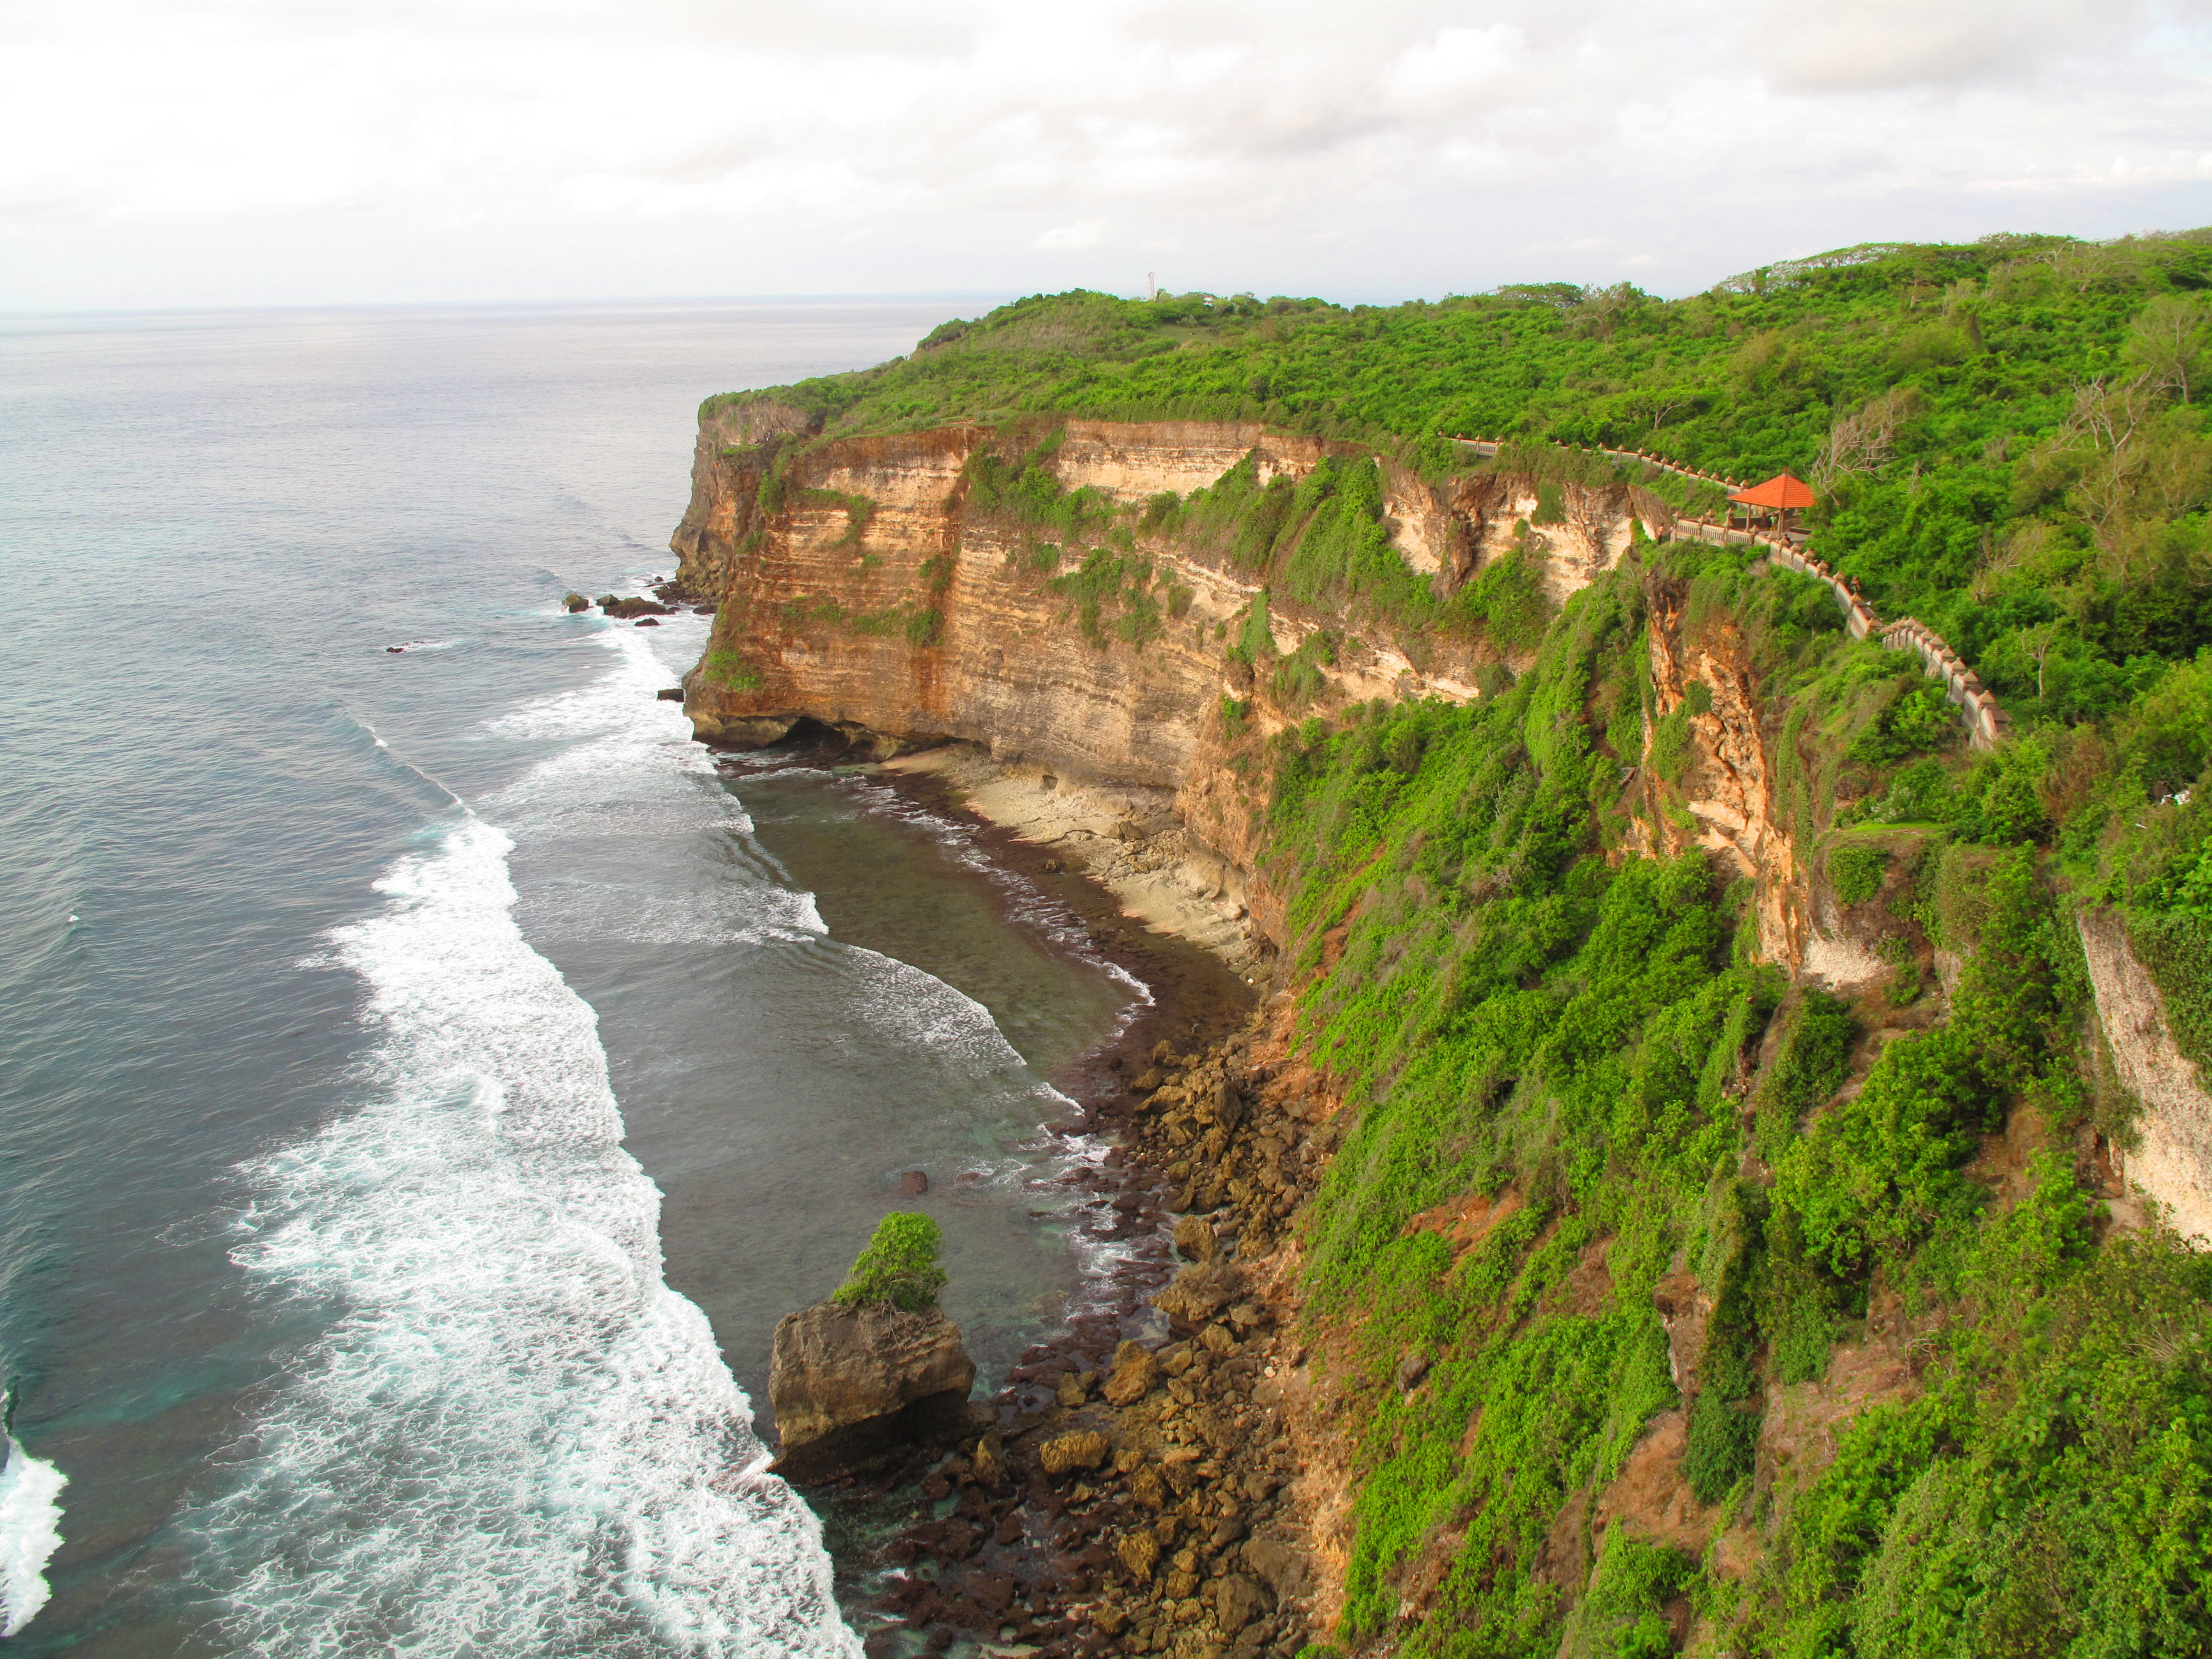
[768,1299,978,1484]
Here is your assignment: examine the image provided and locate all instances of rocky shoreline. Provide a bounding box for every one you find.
[832,1008,1340,1658]
[711,741,1333,1658]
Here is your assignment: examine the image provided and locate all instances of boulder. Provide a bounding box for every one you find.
[1038,1430,1111,1475]
[972,1431,1006,1488]
[1102,1340,1159,1406]
[1116,1529,1160,1580]
[563,592,590,613]
[892,1170,930,1196]
[1154,1261,1241,1331]
[767,1300,977,1481]
[1205,1078,1247,1131]
[1208,1572,1270,1635]
[1173,1214,1216,1262]
[655,687,684,701]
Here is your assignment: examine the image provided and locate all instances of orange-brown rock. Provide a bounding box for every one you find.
[670,415,1675,952]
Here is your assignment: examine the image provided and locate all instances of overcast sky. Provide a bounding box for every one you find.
[4,0,2210,312]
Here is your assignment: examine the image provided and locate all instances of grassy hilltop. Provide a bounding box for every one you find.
[721,234,2212,1656]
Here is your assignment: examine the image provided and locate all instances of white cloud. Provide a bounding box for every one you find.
[1034,218,1107,249]
[0,0,2206,310]
[1749,0,2133,92]
[1385,25,1521,102]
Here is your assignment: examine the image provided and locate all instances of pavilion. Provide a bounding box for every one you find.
[1727,472,1815,537]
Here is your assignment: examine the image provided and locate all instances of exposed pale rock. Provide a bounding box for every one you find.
[767,1299,975,1480]
[2080,907,2212,1241]
[1038,1429,1112,1475]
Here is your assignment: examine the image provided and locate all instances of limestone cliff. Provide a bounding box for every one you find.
[2080,908,2212,1240]
[674,415,1685,950]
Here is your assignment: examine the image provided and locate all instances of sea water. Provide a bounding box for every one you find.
[0,301,1140,1655]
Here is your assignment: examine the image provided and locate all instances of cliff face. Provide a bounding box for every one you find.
[1635,571,1807,972]
[2080,908,2212,1241]
[674,416,1688,949]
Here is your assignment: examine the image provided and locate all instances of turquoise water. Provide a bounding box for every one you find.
[0,302,1141,1655]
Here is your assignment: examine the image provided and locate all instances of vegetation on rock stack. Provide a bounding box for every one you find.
[833,1212,947,1313]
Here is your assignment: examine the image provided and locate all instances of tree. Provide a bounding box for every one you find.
[2125,294,2210,405]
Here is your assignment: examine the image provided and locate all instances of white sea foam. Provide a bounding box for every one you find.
[832,776,1156,1022]
[191,809,856,1655]
[0,1429,66,1637]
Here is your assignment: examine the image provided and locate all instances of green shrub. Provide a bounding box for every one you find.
[702,646,763,690]
[1768,1291,1836,1385]
[1649,705,1692,785]
[1233,590,1279,662]
[1459,545,1553,654]
[1560,1530,1697,1659]
[1829,842,1889,904]
[1048,548,1157,647]
[1684,1388,1759,1503]
[833,1212,946,1311]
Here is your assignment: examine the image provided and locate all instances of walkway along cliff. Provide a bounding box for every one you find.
[671,407,2212,1656]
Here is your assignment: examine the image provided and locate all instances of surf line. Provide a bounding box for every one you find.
[0,1389,67,1639]
[186,627,856,1656]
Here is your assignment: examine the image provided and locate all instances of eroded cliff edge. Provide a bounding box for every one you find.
[674,415,1682,954]
[670,409,2212,1655]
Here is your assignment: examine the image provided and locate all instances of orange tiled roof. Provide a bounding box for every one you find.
[1728,472,1815,509]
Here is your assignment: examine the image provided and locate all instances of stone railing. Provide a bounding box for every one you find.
[1438,433,2007,751]
[1447,435,1743,493]
[1877,616,2009,749]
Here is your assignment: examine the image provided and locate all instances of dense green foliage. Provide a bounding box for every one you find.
[1253,546,2212,1655]
[833,1212,947,1313]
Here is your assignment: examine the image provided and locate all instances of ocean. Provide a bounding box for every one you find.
[0,301,1146,1654]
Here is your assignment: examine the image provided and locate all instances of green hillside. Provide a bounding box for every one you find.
[712,232,2212,1656]
[723,232,2212,731]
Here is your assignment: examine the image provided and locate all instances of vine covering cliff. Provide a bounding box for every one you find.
[675,232,2212,1658]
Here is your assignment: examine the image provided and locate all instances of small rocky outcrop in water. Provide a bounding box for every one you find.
[769,1212,975,1482]
[597,595,672,619]
[562,591,589,613]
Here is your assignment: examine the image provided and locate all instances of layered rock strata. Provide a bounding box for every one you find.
[673,416,1671,949]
